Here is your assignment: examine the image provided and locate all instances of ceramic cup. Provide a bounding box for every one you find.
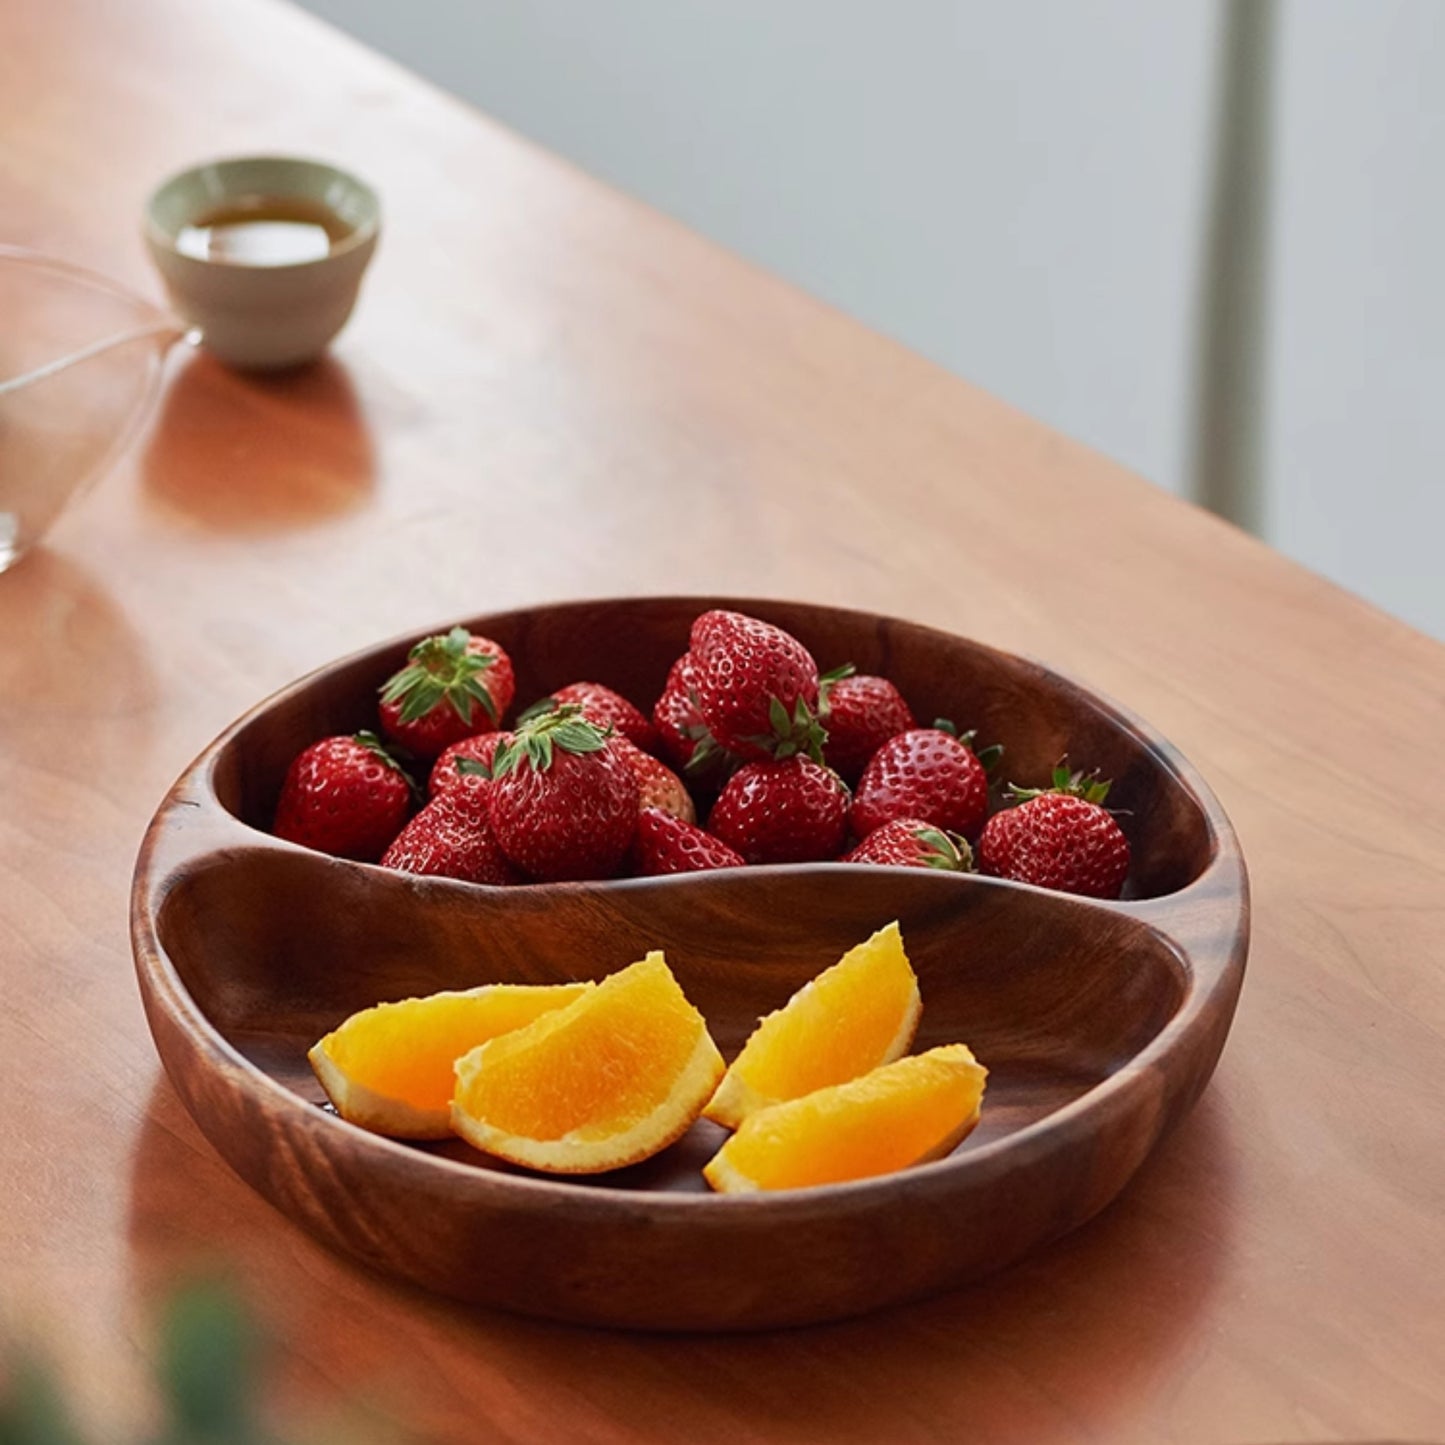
[144,155,380,370]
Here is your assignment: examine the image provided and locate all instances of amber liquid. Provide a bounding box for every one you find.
[175,195,353,266]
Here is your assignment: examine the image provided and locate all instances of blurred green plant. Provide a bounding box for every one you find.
[0,1280,397,1445]
[0,1352,88,1445]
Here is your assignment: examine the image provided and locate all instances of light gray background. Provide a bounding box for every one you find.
[294,0,1445,639]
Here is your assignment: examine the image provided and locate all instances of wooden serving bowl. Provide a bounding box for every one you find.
[130,597,1248,1331]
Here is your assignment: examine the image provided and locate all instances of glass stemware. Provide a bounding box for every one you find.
[0,245,185,573]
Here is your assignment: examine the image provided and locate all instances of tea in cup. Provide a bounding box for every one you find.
[145,155,379,370]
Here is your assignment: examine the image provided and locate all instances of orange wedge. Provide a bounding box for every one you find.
[451,952,725,1174]
[703,1044,987,1193]
[309,982,590,1138]
[703,920,921,1129]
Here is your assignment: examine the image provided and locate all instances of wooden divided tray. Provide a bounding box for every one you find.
[129,597,1249,1331]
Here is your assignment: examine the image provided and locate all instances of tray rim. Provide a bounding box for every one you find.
[131,592,1249,1218]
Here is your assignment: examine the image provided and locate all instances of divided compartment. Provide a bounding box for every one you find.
[132,596,1248,1330]
[208,597,1218,900]
[153,848,1190,1189]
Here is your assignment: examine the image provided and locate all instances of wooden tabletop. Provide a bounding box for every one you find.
[4,0,1444,1439]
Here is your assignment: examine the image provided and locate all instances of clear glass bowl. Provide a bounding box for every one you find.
[0,246,181,572]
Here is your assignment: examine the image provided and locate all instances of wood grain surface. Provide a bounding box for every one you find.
[2,0,1443,1437]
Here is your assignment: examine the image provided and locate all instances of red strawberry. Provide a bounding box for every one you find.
[487,706,639,882]
[844,818,973,871]
[428,731,511,801]
[708,757,849,865]
[632,808,746,875]
[381,786,522,886]
[549,681,661,754]
[850,726,990,840]
[690,610,823,762]
[652,652,731,781]
[611,736,696,824]
[378,626,516,761]
[273,731,414,862]
[819,668,915,782]
[979,766,1130,899]
[653,654,707,764]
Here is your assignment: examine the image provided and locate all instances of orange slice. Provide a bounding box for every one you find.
[703,920,921,1129]
[309,982,590,1138]
[451,952,725,1174]
[703,1043,987,1193]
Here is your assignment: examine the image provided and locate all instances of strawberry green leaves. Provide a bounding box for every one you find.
[912,825,974,871]
[1003,762,1113,808]
[378,629,516,762]
[930,717,1003,775]
[352,729,408,773]
[487,707,638,881]
[490,704,611,778]
[689,610,823,764]
[741,694,827,765]
[352,730,423,803]
[844,818,974,871]
[380,626,500,727]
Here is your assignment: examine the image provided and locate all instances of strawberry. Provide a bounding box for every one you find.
[632,808,746,875]
[844,818,973,871]
[381,786,522,886]
[652,652,731,781]
[428,731,510,801]
[978,766,1130,899]
[611,736,696,824]
[850,726,990,841]
[487,705,639,882]
[689,610,823,762]
[378,626,516,761]
[650,656,734,803]
[708,757,849,865]
[819,667,915,782]
[273,731,414,862]
[548,682,662,754]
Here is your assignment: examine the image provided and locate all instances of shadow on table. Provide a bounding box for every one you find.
[125,1075,1238,1445]
[0,548,153,714]
[139,349,375,533]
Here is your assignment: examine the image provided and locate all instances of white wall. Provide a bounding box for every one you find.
[1266,1,1445,638]
[294,0,1445,640]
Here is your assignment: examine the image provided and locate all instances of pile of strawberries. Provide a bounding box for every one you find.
[272,610,1131,898]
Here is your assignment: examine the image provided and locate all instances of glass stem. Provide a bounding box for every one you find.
[0,318,187,397]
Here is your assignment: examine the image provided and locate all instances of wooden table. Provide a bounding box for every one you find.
[3,0,1443,1439]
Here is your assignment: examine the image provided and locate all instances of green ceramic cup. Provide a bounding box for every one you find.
[144,155,380,370]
